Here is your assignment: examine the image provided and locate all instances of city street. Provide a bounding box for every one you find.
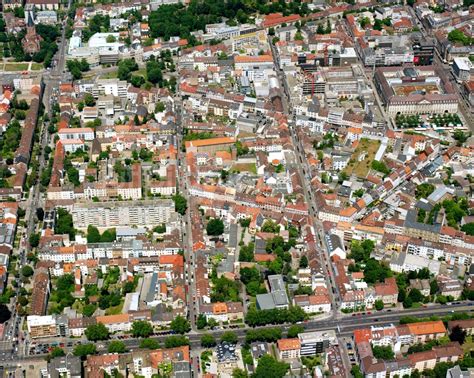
[3,303,472,363]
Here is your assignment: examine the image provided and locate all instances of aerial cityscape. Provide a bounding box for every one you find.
[0,0,473,377]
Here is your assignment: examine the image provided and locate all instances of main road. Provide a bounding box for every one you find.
[268,36,340,312]
[5,303,472,365]
[0,0,73,360]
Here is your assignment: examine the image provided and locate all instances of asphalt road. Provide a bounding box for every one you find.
[268,35,339,312]
[9,303,473,363]
[1,1,72,361]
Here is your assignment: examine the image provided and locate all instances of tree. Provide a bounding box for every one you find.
[130,75,145,88]
[240,267,261,285]
[131,320,153,338]
[430,279,439,295]
[408,288,424,303]
[235,140,249,156]
[207,218,224,236]
[158,361,173,377]
[82,304,96,317]
[21,265,34,277]
[18,296,28,306]
[359,16,371,28]
[164,335,189,348]
[155,102,166,112]
[233,368,249,378]
[54,207,76,240]
[372,345,394,360]
[197,314,207,330]
[415,183,435,199]
[35,207,45,221]
[73,343,96,358]
[172,194,187,215]
[299,255,308,268]
[371,160,390,175]
[201,333,217,348]
[211,276,240,303]
[453,130,470,146]
[374,299,384,311]
[448,29,472,46]
[47,347,65,361]
[118,58,139,81]
[0,304,10,323]
[100,228,116,242]
[108,340,127,353]
[261,220,280,233]
[363,259,392,284]
[461,222,474,236]
[170,315,191,334]
[106,34,116,43]
[351,366,364,378]
[87,225,101,243]
[147,64,163,85]
[252,354,289,378]
[221,331,238,344]
[28,231,40,248]
[139,338,160,349]
[85,323,109,341]
[84,93,95,107]
[287,325,304,338]
[449,325,466,344]
[403,297,413,308]
[239,242,255,262]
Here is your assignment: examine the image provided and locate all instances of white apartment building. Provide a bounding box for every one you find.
[58,127,95,141]
[72,200,174,229]
[389,252,441,275]
[92,79,129,99]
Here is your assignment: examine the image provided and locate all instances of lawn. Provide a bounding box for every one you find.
[344,138,381,178]
[105,300,124,315]
[4,63,29,71]
[100,71,118,79]
[463,336,473,354]
[232,163,257,174]
[31,63,44,71]
[134,68,147,78]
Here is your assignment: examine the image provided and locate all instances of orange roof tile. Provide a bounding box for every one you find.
[277,338,301,351]
[407,321,446,336]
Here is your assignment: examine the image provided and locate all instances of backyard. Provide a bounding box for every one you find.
[344,138,381,178]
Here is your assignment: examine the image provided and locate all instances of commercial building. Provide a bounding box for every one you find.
[299,330,337,356]
[452,57,473,82]
[374,66,458,116]
[256,274,289,310]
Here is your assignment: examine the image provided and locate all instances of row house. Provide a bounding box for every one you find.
[199,302,244,323]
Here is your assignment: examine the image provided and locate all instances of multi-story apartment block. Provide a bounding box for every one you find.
[71,200,174,229]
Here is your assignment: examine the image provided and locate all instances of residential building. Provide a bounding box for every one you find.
[71,200,175,229]
[46,355,82,378]
[277,338,301,359]
[27,315,58,338]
